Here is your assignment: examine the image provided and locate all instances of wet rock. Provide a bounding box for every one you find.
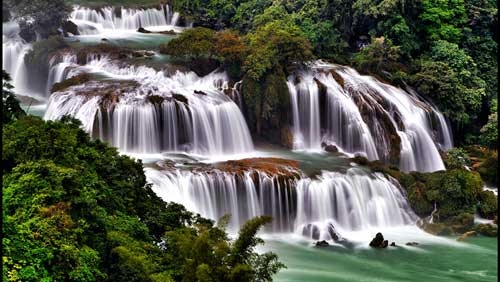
[315,240,330,247]
[137,27,152,33]
[390,242,396,247]
[194,90,207,95]
[101,38,108,41]
[62,20,79,36]
[51,73,91,93]
[132,50,155,58]
[321,142,339,153]
[457,231,477,242]
[327,223,340,241]
[369,232,388,248]
[475,223,498,237]
[405,242,419,246]
[302,224,321,240]
[280,125,294,149]
[214,158,301,178]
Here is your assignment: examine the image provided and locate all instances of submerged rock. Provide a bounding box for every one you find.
[369,232,388,248]
[405,242,419,246]
[457,231,477,242]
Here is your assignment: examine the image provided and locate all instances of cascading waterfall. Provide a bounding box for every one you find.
[145,165,418,240]
[43,55,254,155]
[70,4,180,34]
[2,20,34,96]
[288,61,453,172]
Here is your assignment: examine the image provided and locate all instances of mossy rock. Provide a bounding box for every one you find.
[475,223,498,237]
[477,190,498,219]
[51,74,91,93]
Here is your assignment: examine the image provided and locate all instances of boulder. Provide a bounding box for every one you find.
[315,240,330,247]
[62,20,79,36]
[321,142,339,153]
[369,232,388,248]
[327,224,340,241]
[390,242,396,247]
[457,231,477,242]
[405,242,419,246]
[137,27,152,33]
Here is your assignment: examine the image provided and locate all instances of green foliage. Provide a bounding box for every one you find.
[476,150,498,186]
[353,36,402,76]
[444,148,472,169]
[244,20,313,81]
[405,169,484,219]
[3,116,285,281]
[479,111,498,149]
[419,0,467,43]
[159,27,216,59]
[477,191,498,219]
[411,41,485,128]
[2,71,26,124]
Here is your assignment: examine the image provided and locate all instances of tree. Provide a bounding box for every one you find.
[159,27,216,59]
[419,0,467,44]
[2,70,25,124]
[3,115,286,281]
[411,41,485,135]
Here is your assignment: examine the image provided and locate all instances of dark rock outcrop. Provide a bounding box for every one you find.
[369,232,388,248]
[315,240,330,247]
[62,20,79,36]
[390,242,396,247]
[137,27,152,33]
[321,142,339,153]
[405,242,419,246]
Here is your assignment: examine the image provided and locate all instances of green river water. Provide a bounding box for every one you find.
[265,237,497,282]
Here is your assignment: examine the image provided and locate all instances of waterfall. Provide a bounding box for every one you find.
[2,20,34,96]
[43,56,254,156]
[46,54,78,93]
[70,4,180,34]
[145,165,418,240]
[288,61,453,172]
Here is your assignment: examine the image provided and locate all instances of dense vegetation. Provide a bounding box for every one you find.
[2,75,285,281]
[165,0,497,147]
[352,149,498,236]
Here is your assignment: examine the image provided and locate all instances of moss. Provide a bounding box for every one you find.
[475,223,498,237]
[51,74,91,93]
[477,190,498,219]
[214,158,301,178]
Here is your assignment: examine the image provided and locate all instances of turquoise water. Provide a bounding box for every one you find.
[264,237,497,282]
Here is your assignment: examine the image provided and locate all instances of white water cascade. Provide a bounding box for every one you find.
[2,20,35,96]
[43,55,253,156]
[145,166,418,240]
[288,61,453,172]
[70,4,181,35]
